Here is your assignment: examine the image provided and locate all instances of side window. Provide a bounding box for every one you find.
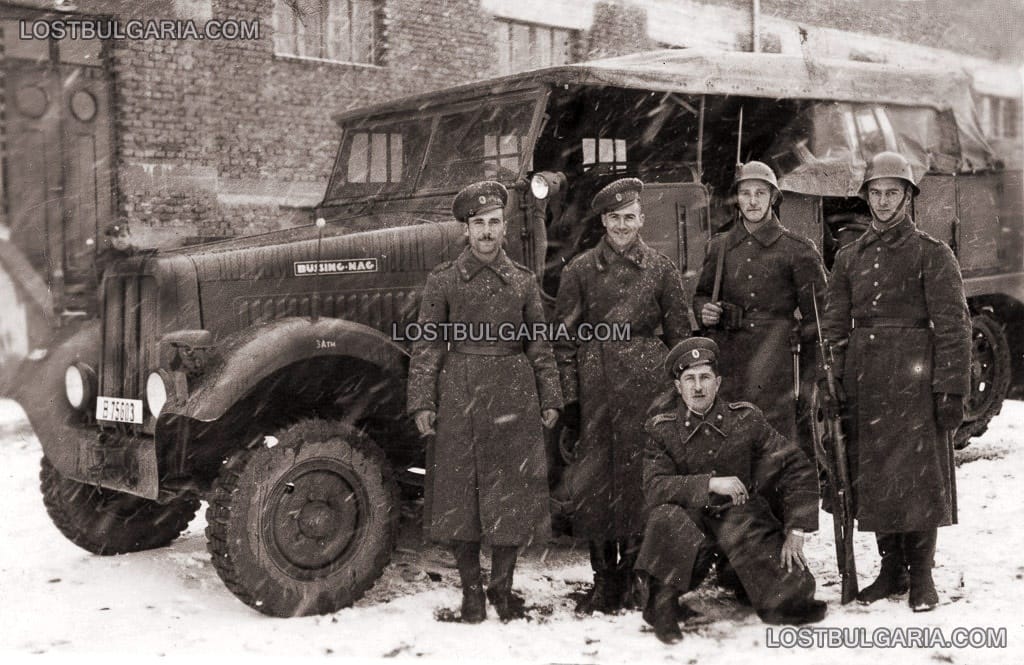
[581,137,628,172]
[852,106,897,160]
[325,120,429,200]
[420,100,536,190]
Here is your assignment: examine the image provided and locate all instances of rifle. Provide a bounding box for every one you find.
[810,285,859,604]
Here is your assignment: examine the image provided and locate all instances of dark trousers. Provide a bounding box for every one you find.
[636,499,816,613]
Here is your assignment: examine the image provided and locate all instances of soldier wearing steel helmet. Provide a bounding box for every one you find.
[693,162,827,450]
[635,337,825,644]
[553,177,692,615]
[820,151,971,612]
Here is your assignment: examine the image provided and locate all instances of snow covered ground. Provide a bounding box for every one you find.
[1,398,1022,665]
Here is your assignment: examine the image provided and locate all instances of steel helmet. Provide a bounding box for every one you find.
[858,151,920,199]
[732,161,781,200]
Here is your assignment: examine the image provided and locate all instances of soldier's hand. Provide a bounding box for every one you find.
[541,408,559,429]
[708,476,748,505]
[780,531,808,572]
[935,393,965,432]
[414,409,436,436]
[701,302,724,326]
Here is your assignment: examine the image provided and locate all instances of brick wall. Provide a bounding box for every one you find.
[102,0,511,242]
[583,1,651,60]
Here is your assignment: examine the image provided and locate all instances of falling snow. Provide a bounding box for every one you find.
[1,398,1022,665]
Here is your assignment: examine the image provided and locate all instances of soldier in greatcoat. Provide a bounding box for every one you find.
[553,177,691,613]
[407,181,562,622]
[636,337,826,644]
[821,152,971,612]
[693,161,827,449]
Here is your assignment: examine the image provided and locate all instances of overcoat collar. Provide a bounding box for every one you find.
[676,398,728,444]
[456,247,515,283]
[596,236,652,270]
[728,215,784,249]
[857,216,916,252]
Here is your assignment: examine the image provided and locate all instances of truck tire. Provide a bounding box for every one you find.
[39,457,199,554]
[955,312,1011,450]
[205,419,399,617]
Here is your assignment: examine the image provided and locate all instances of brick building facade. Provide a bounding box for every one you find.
[0,0,1020,363]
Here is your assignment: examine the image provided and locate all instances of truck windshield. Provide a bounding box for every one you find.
[325,118,431,200]
[419,100,536,190]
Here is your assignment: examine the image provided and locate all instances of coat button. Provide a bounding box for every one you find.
[869,333,876,340]
[746,257,752,262]
[874,263,880,269]
[685,421,691,427]
[873,281,879,286]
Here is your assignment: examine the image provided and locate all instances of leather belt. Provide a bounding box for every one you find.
[852,317,932,329]
[743,312,791,322]
[451,343,521,356]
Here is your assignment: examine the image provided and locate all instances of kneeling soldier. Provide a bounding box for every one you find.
[636,337,826,644]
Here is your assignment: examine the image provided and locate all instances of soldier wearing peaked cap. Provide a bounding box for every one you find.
[636,337,825,644]
[451,180,508,222]
[407,180,563,623]
[693,162,826,455]
[820,152,971,612]
[553,176,692,615]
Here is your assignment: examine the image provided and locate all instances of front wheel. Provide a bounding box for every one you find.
[954,312,1011,450]
[40,457,199,554]
[205,419,399,617]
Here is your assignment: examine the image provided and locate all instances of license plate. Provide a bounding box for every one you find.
[95,396,144,424]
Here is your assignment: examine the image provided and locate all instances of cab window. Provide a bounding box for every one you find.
[419,100,536,190]
[325,119,429,200]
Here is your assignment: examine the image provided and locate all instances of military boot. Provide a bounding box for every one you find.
[906,530,939,612]
[617,537,643,610]
[486,545,525,621]
[451,541,486,623]
[857,533,909,604]
[575,541,621,614]
[643,577,683,645]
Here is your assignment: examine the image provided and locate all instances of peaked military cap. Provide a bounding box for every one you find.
[666,337,720,378]
[452,180,508,222]
[591,177,644,215]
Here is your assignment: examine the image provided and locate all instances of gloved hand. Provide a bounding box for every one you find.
[935,393,965,432]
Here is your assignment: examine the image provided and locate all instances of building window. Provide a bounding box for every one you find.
[273,0,381,64]
[494,19,576,75]
[978,94,1020,139]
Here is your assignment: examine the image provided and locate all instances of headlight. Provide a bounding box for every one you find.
[64,363,96,411]
[530,171,566,201]
[146,371,169,417]
[530,173,550,199]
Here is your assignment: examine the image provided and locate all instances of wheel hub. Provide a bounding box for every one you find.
[268,467,361,571]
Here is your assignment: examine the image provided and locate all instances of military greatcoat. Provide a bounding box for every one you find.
[821,218,971,532]
[407,248,563,546]
[693,217,827,441]
[554,237,691,539]
[635,398,819,614]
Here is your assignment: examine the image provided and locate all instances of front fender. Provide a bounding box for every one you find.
[6,321,102,476]
[168,317,409,423]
